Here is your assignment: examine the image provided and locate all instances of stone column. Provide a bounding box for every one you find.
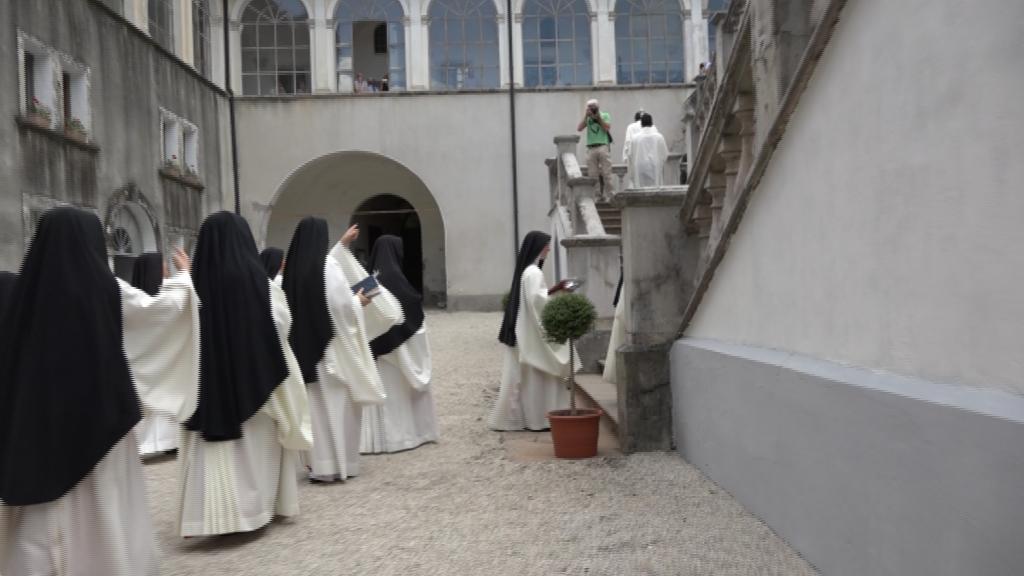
[613,186,699,452]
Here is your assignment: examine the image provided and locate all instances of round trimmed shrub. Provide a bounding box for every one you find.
[542,292,596,344]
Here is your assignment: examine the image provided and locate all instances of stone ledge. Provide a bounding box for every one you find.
[613,186,688,208]
[560,235,621,248]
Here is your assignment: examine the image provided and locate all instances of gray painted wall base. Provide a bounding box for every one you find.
[671,339,1024,576]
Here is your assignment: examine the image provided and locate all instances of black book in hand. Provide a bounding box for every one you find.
[351,275,381,299]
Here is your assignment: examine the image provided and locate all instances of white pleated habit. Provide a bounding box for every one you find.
[360,327,439,454]
[489,264,577,431]
[1,274,200,576]
[603,291,626,384]
[175,281,312,538]
[306,243,400,481]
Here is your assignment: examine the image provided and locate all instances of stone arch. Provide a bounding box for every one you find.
[263,151,448,307]
[230,0,315,22]
[103,184,161,256]
[421,0,505,18]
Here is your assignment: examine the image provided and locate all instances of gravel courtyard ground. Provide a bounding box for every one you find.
[147,311,818,576]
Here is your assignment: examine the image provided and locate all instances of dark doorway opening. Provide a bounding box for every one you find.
[351,194,423,295]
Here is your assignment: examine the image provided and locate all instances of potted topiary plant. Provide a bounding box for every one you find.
[542,292,602,459]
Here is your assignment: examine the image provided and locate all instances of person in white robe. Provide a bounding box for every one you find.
[130,251,182,458]
[360,235,439,454]
[0,207,200,576]
[175,212,311,539]
[284,219,401,483]
[621,109,645,189]
[490,231,579,431]
[627,113,670,188]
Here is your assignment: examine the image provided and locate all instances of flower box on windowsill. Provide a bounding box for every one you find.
[158,166,205,192]
[26,112,52,130]
[64,127,88,144]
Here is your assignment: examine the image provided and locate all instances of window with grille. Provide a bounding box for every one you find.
[240,0,312,95]
[522,0,592,87]
[192,0,212,77]
[428,0,500,90]
[614,0,686,85]
[148,0,176,52]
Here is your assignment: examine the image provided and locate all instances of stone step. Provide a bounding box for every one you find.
[575,373,619,438]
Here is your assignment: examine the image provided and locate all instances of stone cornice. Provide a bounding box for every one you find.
[613,186,687,208]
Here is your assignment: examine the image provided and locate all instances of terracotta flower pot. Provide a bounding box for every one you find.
[548,408,602,459]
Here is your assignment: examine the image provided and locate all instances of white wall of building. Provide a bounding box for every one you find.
[234,86,689,305]
[686,0,1024,396]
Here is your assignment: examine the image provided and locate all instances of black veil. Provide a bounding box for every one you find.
[368,235,424,358]
[498,231,551,348]
[0,207,138,506]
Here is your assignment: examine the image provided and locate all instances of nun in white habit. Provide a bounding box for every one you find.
[360,235,439,454]
[130,251,181,457]
[0,207,200,576]
[176,212,311,538]
[603,269,626,384]
[489,231,578,431]
[284,219,400,482]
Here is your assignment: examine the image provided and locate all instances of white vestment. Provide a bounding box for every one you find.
[628,126,669,188]
[0,274,200,576]
[306,243,401,481]
[175,281,312,537]
[603,290,626,384]
[622,120,643,188]
[360,327,439,454]
[489,265,577,431]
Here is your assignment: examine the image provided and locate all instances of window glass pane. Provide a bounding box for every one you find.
[539,17,556,40]
[277,48,294,70]
[576,64,592,85]
[241,24,258,47]
[293,25,311,47]
[557,40,574,65]
[540,40,556,65]
[525,66,540,87]
[541,66,556,85]
[295,47,310,71]
[558,64,574,85]
[260,75,278,95]
[481,66,499,88]
[632,38,647,64]
[259,24,276,45]
[523,19,538,40]
[243,75,259,95]
[242,48,259,71]
[482,42,499,67]
[259,49,277,72]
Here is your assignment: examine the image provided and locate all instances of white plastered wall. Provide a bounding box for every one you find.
[686,0,1024,396]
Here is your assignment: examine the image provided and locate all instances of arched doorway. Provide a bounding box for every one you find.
[263,151,446,307]
[350,194,423,293]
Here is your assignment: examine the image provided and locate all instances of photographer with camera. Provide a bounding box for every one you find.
[576,99,614,201]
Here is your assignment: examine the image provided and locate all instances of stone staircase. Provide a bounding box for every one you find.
[595,202,622,235]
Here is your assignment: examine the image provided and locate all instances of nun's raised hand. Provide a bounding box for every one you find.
[356,288,371,307]
[172,248,191,273]
[342,225,359,247]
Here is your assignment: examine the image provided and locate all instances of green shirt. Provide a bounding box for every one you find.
[585,111,612,146]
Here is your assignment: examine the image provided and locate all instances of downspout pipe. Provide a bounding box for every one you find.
[506,0,520,251]
[223,0,241,214]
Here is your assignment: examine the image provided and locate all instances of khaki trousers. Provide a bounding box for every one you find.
[586,144,614,199]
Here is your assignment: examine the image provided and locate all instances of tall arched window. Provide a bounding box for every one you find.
[428,0,500,90]
[335,0,406,91]
[522,0,592,87]
[192,0,211,77]
[239,0,311,95]
[614,0,685,84]
[148,0,176,52]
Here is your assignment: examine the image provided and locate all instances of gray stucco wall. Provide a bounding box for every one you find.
[0,0,228,270]
[672,338,1024,576]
